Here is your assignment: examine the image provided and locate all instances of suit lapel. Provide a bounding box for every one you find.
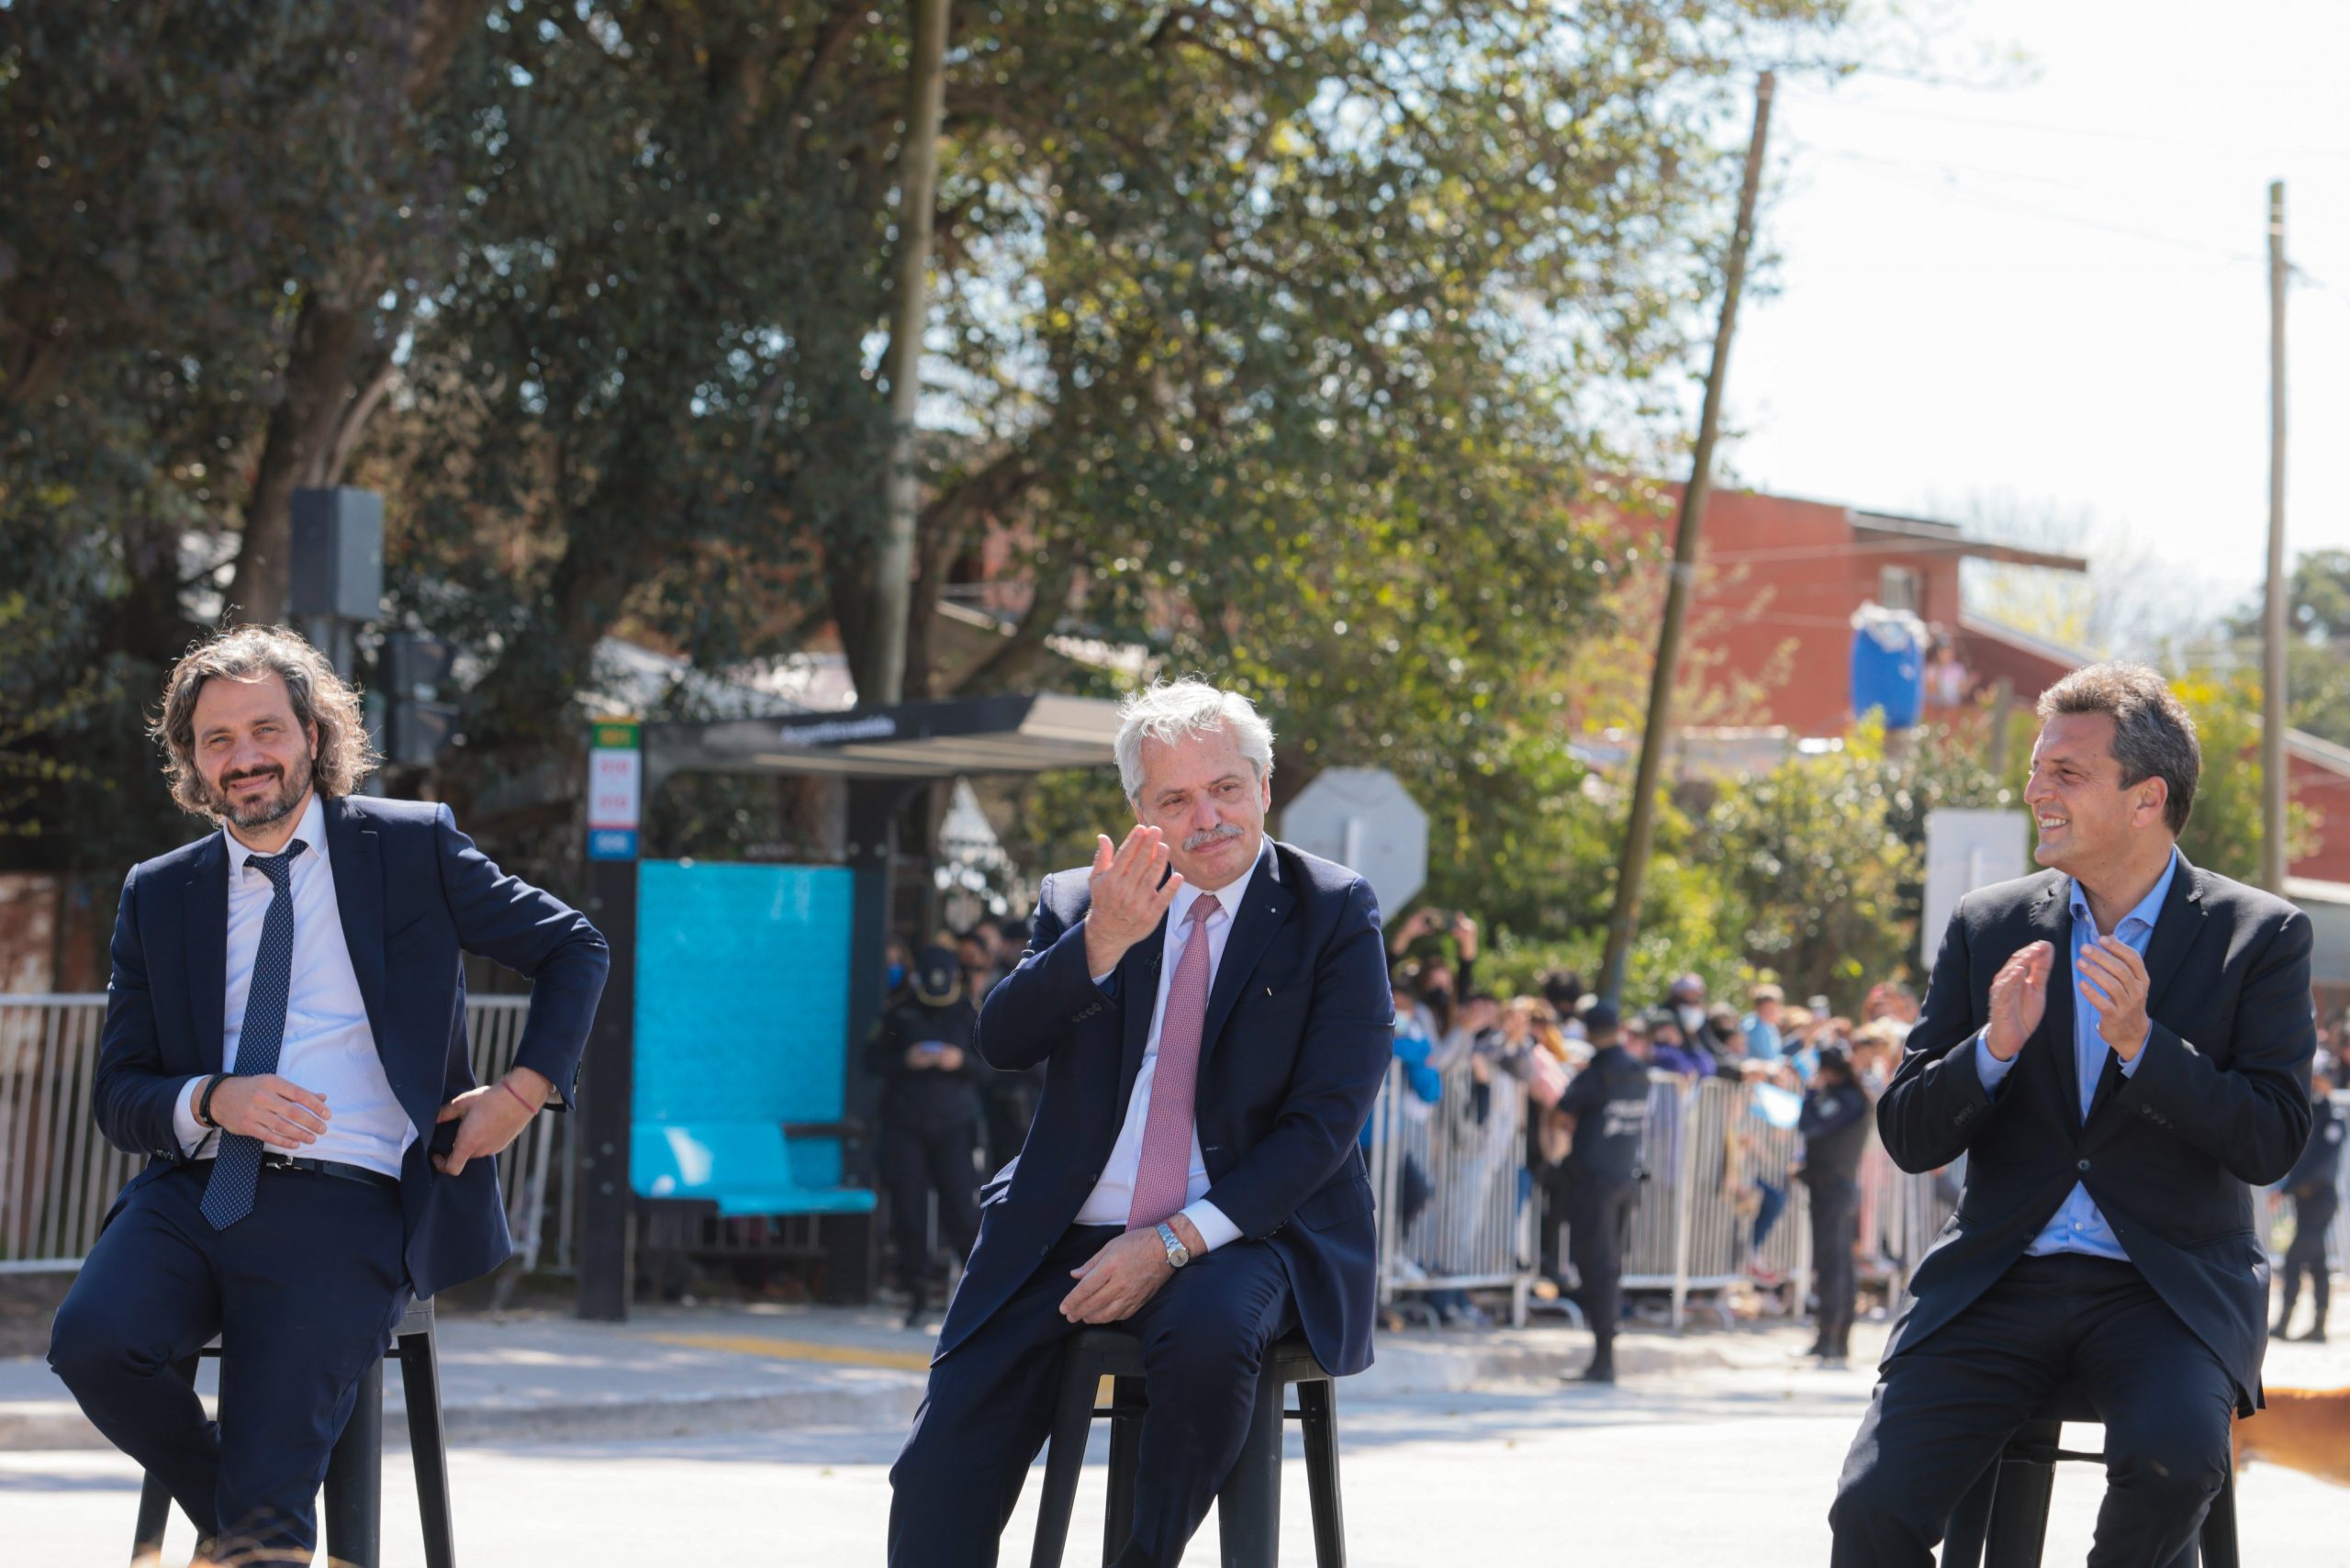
[1197,845,1295,1077]
[323,795,392,1048]
[2024,875,2081,1123]
[2136,854,2209,1021]
[184,834,229,1071]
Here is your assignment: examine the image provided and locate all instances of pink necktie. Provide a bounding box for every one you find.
[1128,893,1222,1230]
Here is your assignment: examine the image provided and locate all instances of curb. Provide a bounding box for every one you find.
[0,1329,1762,1452]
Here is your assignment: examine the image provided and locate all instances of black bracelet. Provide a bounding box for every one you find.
[197,1072,230,1129]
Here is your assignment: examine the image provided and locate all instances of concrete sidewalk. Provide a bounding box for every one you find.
[0,1302,1924,1451]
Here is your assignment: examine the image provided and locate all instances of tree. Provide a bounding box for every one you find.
[2224,550,2350,750]
[2172,669,2321,884]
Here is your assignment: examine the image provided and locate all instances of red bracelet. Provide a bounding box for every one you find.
[500,1078,538,1115]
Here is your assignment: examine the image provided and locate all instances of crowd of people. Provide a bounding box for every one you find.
[1377,903,1942,1372]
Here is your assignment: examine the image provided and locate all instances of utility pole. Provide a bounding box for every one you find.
[868,0,952,707]
[2262,179,2289,894]
[1599,72,1774,1006]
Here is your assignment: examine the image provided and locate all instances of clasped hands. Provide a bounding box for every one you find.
[1985,936,2152,1063]
[207,1064,549,1175]
[1061,1213,1208,1325]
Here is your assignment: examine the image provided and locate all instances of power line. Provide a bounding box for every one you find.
[1778,85,2350,162]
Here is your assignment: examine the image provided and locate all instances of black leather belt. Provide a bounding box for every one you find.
[194,1154,400,1193]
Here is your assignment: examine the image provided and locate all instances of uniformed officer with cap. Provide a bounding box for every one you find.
[2275,1049,2342,1342]
[866,944,986,1326]
[1552,1001,1651,1383]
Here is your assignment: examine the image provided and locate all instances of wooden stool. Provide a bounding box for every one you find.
[1942,1382,2238,1568]
[1029,1327,1345,1568]
[130,1297,454,1568]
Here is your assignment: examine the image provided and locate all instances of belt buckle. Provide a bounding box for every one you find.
[257,1151,297,1171]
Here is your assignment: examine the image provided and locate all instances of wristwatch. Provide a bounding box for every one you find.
[1154,1221,1192,1270]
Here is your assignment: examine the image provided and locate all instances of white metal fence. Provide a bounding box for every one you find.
[0,993,566,1275]
[1366,1058,1538,1326]
[1621,1075,1815,1329]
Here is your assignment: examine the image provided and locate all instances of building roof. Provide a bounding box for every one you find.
[1851,511,2090,573]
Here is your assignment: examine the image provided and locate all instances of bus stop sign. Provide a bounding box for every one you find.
[1280,767,1427,916]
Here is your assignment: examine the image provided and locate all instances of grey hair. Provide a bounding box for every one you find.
[1113,678,1275,801]
[2036,661,2200,835]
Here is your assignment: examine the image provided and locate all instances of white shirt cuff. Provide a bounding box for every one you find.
[1181,1200,1241,1254]
[1973,1030,2017,1092]
[173,1077,210,1156]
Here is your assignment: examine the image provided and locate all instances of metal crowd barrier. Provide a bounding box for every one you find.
[1366,1057,1538,1326]
[0,992,564,1275]
[1621,1074,1814,1329]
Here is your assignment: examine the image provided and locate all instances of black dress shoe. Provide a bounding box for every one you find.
[1579,1360,1617,1384]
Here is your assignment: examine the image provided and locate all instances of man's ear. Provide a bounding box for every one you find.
[2137,778,2169,827]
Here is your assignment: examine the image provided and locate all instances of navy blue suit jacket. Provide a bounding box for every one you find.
[92,793,610,1299]
[1878,856,2313,1409]
[940,838,1393,1378]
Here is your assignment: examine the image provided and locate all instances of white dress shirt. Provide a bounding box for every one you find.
[1072,848,1264,1252]
[173,792,417,1176]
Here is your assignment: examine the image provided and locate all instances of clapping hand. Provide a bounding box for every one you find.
[1082,825,1182,978]
[2076,936,2153,1061]
[1984,940,2054,1061]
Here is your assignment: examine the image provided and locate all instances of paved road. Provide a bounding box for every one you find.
[12,1350,2344,1566]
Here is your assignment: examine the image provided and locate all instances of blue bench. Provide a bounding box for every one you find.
[632,1121,876,1217]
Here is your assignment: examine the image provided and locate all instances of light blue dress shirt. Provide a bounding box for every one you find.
[1973,848,2179,1260]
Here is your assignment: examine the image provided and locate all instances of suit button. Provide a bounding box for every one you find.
[2076,1159,2090,1173]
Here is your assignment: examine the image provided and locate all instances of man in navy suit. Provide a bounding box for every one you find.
[887,678,1393,1568]
[1830,663,2316,1564]
[47,626,609,1558]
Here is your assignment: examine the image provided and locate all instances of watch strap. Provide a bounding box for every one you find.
[196,1072,231,1130]
[1155,1220,1188,1266]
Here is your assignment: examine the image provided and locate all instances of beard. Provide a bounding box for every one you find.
[200,750,312,831]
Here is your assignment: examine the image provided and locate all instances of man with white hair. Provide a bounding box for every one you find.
[887,678,1394,1568]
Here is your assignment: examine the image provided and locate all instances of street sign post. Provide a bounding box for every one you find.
[588,719,642,861]
[1280,767,1428,918]
[1922,808,2030,972]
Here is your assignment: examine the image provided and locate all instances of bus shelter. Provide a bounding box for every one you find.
[573,693,1119,1320]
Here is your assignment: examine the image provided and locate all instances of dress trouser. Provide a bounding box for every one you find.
[2277,1188,2336,1330]
[1806,1177,1859,1356]
[888,1221,1299,1568]
[1830,1252,2238,1568]
[878,1119,982,1289]
[48,1162,409,1556]
[1563,1177,1638,1350]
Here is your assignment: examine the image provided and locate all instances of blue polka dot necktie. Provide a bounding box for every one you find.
[202,839,308,1230]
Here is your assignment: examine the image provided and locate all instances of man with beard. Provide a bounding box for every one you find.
[47,626,609,1560]
[887,678,1393,1568]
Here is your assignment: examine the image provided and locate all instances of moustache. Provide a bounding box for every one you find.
[222,767,284,788]
[1183,823,1244,853]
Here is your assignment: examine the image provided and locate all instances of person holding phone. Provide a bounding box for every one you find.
[47,626,608,1562]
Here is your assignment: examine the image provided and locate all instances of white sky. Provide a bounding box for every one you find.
[1721,0,2350,619]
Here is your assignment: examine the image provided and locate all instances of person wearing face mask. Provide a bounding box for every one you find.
[882,935,915,1004]
[887,679,1392,1568]
[867,946,987,1328]
[1797,1045,1873,1369]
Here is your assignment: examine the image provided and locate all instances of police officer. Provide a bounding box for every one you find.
[865,945,985,1327]
[2275,1050,2342,1343]
[1797,1044,1873,1369]
[1553,1002,1651,1383]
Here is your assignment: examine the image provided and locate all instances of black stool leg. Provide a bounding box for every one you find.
[397,1327,458,1568]
[1029,1361,1099,1568]
[129,1353,201,1563]
[131,1473,174,1563]
[1297,1377,1346,1568]
[324,1356,385,1568]
[2193,1463,2239,1568]
[1982,1419,2060,1568]
[1102,1376,1145,1567]
[1214,1357,1285,1568]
